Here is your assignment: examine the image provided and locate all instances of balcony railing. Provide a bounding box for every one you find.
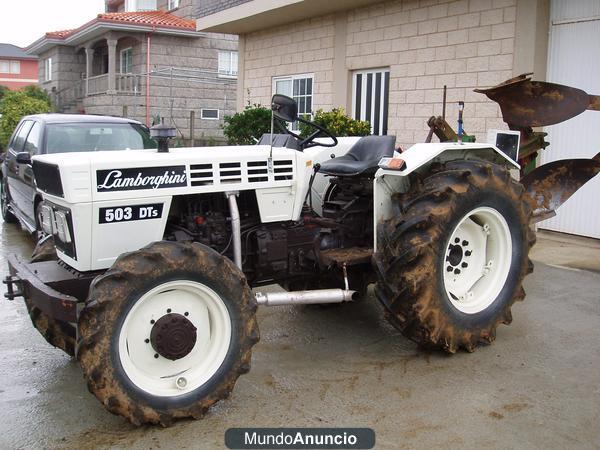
[116,73,142,94]
[85,73,142,96]
[87,74,109,95]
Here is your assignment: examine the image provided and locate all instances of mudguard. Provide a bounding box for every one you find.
[521,152,600,223]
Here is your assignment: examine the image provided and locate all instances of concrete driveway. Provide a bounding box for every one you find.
[0,221,598,449]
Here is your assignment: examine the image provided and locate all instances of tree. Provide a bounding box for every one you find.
[300,108,371,138]
[0,90,51,149]
[222,104,272,145]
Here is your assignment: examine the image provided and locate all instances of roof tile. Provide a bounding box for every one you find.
[45,11,196,40]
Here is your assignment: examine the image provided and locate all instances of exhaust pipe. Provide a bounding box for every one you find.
[255,289,357,306]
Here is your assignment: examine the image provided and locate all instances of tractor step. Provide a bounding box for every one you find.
[320,247,373,266]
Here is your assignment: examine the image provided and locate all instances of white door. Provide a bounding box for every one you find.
[352,68,390,135]
[539,0,600,238]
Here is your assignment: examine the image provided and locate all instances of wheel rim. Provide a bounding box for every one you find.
[1,182,8,216]
[443,207,512,314]
[118,280,232,397]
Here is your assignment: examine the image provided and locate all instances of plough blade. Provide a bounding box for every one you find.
[521,153,600,223]
[475,73,599,127]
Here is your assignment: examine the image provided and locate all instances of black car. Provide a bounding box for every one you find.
[1,114,156,236]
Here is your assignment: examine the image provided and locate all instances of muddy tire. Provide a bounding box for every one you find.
[1,179,17,223]
[374,159,535,353]
[24,299,76,356]
[24,237,74,356]
[77,241,259,426]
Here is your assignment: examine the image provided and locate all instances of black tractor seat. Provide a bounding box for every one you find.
[318,135,396,177]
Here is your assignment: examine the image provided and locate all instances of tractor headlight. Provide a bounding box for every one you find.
[39,204,54,235]
[54,210,72,243]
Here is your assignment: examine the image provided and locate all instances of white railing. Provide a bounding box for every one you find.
[116,73,141,94]
[85,73,142,96]
[87,74,109,96]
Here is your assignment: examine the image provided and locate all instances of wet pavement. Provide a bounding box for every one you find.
[0,220,598,449]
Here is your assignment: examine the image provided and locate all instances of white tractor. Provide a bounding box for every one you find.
[4,75,600,425]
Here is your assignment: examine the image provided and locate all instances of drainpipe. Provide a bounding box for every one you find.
[146,28,155,126]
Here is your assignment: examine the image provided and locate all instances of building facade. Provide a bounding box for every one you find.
[26,0,238,144]
[196,0,600,239]
[0,43,39,90]
[196,0,548,149]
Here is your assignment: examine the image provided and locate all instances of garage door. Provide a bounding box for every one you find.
[539,0,600,238]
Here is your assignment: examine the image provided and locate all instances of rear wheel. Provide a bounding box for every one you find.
[374,160,535,353]
[1,179,17,223]
[77,241,259,425]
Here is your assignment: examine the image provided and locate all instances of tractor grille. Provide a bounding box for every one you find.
[188,159,294,187]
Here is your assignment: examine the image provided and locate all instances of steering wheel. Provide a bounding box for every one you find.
[279,116,338,150]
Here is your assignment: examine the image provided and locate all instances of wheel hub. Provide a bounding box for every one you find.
[443,207,512,314]
[150,313,197,360]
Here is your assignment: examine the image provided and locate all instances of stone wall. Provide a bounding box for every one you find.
[157,0,196,19]
[244,15,336,110]
[83,33,238,143]
[196,0,251,18]
[239,0,516,149]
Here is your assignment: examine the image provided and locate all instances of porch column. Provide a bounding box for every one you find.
[107,39,117,94]
[85,45,93,96]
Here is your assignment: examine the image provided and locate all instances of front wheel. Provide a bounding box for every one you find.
[374,160,536,353]
[1,179,17,223]
[77,241,259,425]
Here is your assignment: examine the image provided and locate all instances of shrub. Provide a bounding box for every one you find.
[21,85,52,106]
[0,90,51,149]
[300,108,371,138]
[0,85,9,103]
[222,104,273,145]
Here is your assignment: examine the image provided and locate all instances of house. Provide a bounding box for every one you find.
[196,0,600,239]
[0,43,38,90]
[26,0,238,144]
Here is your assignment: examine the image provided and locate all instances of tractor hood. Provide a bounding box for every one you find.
[32,145,302,205]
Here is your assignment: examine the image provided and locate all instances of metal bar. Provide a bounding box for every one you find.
[226,192,242,269]
[254,289,357,306]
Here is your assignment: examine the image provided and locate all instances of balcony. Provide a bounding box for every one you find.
[86,73,142,96]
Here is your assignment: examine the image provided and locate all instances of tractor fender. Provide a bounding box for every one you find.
[521,152,600,223]
[372,142,518,250]
[376,142,520,179]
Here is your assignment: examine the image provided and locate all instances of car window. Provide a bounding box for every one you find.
[11,120,33,152]
[23,122,42,155]
[46,122,157,153]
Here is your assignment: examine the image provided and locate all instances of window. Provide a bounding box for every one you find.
[11,121,34,152]
[218,51,238,77]
[44,58,52,82]
[168,0,179,9]
[46,123,156,153]
[352,68,390,135]
[125,0,156,11]
[273,74,314,129]
[24,122,42,155]
[120,48,133,74]
[201,109,219,120]
[0,60,20,74]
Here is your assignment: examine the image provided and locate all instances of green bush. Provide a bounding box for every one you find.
[0,90,51,149]
[300,108,371,138]
[0,86,9,103]
[21,85,52,105]
[222,104,273,145]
